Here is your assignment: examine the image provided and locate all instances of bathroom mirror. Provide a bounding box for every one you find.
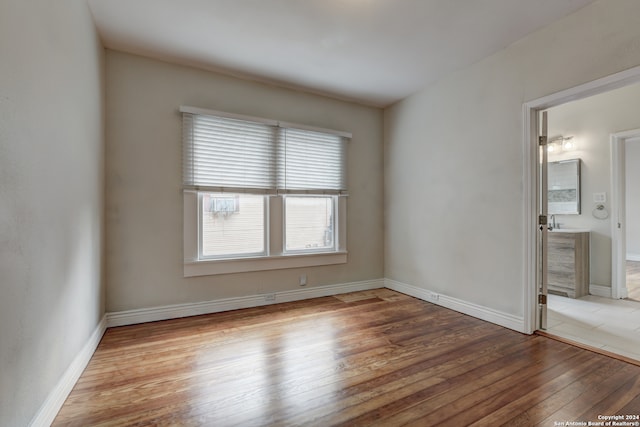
[548,158,581,215]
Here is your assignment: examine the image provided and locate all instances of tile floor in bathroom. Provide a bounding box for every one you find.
[547,293,640,362]
[547,260,640,362]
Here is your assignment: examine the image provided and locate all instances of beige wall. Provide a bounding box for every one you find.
[384,0,640,317]
[547,82,640,287]
[105,51,384,312]
[0,1,105,426]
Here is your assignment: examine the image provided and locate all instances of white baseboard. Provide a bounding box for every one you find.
[589,284,612,298]
[627,253,640,262]
[107,279,384,327]
[29,315,107,427]
[31,277,532,425]
[384,278,526,333]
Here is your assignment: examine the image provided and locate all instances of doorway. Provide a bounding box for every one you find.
[540,105,640,361]
[523,66,640,362]
[612,132,640,301]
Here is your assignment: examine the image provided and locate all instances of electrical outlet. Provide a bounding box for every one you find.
[264,293,276,302]
[428,292,439,302]
[299,274,307,286]
[593,192,606,203]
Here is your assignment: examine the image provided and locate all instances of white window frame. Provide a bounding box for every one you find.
[181,106,349,277]
[184,193,347,277]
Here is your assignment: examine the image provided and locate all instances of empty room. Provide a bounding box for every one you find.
[2,0,640,426]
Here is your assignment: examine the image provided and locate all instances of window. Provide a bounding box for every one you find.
[285,196,335,252]
[200,193,265,258]
[181,106,350,276]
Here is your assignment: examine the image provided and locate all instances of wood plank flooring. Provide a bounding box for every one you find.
[53,289,640,426]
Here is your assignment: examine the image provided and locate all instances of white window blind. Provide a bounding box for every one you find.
[277,128,347,194]
[182,112,276,193]
[181,107,349,194]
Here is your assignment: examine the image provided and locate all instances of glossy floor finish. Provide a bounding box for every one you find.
[54,289,640,426]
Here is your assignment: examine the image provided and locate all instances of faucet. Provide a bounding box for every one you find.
[549,214,557,230]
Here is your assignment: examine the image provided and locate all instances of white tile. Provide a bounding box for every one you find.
[549,322,605,345]
[547,308,604,329]
[548,295,574,310]
[546,328,607,349]
[546,315,563,329]
[545,293,640,360]
[592,313,640,332]
[600,345,640,362]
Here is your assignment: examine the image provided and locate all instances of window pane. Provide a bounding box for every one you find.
[285,196,334,252]
[201,193,265,257]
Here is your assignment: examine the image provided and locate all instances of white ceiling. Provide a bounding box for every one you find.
[87,0,596,107]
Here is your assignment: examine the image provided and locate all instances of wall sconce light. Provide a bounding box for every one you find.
[547,135,576,152]
[561,136,576,151]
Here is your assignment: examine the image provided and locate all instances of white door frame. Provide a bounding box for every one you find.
[522,65,640,334]
[611,130,640,299]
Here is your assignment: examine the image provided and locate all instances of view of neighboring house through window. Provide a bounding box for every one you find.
[181,106,349,262]
[201,193,265,257]
[285,196,335,252]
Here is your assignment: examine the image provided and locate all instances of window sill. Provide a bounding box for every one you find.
[184,251,348,277]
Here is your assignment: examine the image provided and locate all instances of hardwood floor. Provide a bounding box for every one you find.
[628,260,640,301]
[54,289,640,426]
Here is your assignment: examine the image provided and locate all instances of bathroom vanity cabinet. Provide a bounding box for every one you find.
[547,231,590,298]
